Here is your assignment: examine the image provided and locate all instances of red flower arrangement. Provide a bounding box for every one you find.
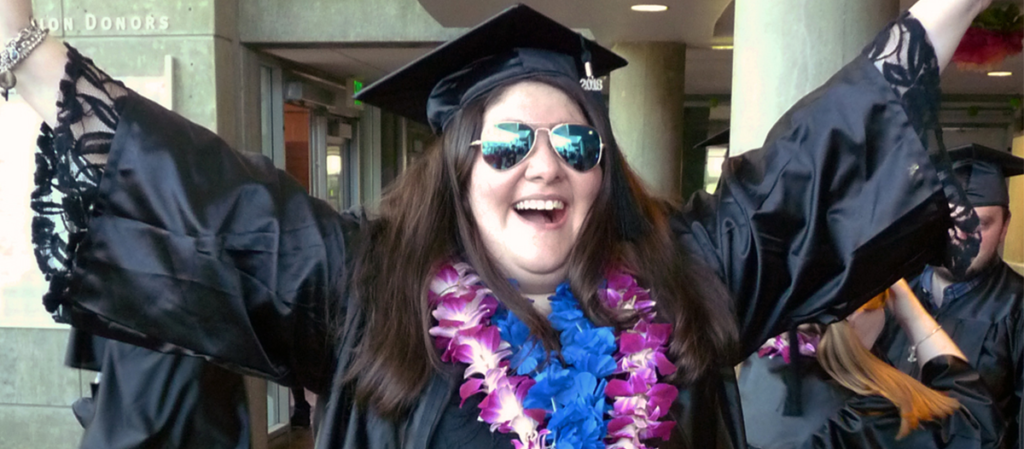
[952,3,1024,71]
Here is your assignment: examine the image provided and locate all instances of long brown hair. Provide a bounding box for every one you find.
[344,74,738,419]
[817,307,960,438]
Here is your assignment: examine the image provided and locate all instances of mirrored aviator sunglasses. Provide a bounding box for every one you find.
[471,122,604,172]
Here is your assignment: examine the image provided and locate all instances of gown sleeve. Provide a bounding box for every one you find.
[31,45,357,394]
[1015,306,1024,449]
[802,356,1003,449]
[673,13,974,359]
[741,352,1001,449]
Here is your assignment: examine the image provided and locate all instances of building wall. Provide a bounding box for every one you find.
[0,328,86,449]
[1,1,248,446]
[239,0,460,43]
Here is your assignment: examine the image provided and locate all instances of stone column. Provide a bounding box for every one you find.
[681,107,711,199]
[609,42,687,200]
[1006,135,1024,275]
[730,0,899,154]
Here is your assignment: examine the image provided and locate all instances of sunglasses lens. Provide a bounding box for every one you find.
[481,123,534,170]
[551,124,602,171]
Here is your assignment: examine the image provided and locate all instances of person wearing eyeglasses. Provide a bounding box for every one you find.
[1,0,995,447]
[740,280,1002,449]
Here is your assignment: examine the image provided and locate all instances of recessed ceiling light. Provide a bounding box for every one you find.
[631,4,669,12]
[987,71,1013,77]
[711,45,734,50]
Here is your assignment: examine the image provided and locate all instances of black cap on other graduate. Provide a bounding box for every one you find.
[693,128,730,149]
[947,143,1024,207]
[353,4,628,134]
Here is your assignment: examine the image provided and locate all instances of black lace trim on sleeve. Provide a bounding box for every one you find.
[864,13,980,279]
[31,44,128,322]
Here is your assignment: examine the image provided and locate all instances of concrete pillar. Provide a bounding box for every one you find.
[681,107,711,199]
[609,43,687,200]
[730,0,899,154]
[1006,135,1024,275]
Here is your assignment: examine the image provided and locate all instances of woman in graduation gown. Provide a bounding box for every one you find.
[2,0,995,447]
[740,280,1003,449]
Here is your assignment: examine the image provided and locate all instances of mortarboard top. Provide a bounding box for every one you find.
[354,4,628,134]
[693,128,730,149]
[947,143,1024,207]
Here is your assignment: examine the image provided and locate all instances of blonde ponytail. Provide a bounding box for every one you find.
[817,320,961,438]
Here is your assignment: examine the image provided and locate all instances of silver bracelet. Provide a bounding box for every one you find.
[907,325,942,363]
[0,20,50,101]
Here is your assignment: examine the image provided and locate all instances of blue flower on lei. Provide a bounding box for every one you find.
[492,283,617,449]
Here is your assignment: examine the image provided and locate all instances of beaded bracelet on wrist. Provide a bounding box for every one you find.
[0,20,49,101]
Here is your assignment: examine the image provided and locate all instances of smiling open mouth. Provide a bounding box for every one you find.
[513,199,566,224]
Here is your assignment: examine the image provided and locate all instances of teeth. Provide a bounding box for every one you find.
[514,199,565,211]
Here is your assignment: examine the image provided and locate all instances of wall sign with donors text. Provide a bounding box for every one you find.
[32,14,171,33]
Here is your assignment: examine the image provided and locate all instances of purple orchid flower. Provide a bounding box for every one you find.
[429,288,497,339]
[478,376,547,445]
[450,325,512,377]
[617,322,676,379]
[600,269,658,322]
[757,330,821,363]
[428,262,482,305]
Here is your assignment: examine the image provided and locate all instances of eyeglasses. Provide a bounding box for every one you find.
[471,122,604,172]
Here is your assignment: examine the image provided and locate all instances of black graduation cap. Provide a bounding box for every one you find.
[947,143,1024,207]
[693,128,730,149]
[354,4,628,134]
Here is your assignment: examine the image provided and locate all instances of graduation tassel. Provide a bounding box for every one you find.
[578,35,603,92]
[576,34,649,242]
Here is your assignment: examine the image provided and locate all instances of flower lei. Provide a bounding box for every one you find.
[428,262,678,449]
[756,330,821,363]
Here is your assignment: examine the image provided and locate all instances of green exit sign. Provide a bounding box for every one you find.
[353,80,363,107]
[347,78,364,110]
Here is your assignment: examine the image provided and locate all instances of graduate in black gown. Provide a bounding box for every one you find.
[2,0,1000,447]
[740,280,1002,449]
[874,144,1024,449]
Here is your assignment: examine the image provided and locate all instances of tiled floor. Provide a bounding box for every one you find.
[269,388,316,449]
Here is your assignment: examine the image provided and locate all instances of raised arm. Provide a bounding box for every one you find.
[676,0,994,360]
[886,278,966,366]
[3,0,362,394]
[910,0,993,72]
[1,0,65,125]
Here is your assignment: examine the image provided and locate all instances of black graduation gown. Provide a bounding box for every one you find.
[875,263,1024,449]
[739,353,1002,449]
[63,327,250,449]
[47,43,951,449]
[79,339,251,449]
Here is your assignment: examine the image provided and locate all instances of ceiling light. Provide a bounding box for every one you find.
[987,71,1013,77]
[631,4,668,12]
[711,45,734,50]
